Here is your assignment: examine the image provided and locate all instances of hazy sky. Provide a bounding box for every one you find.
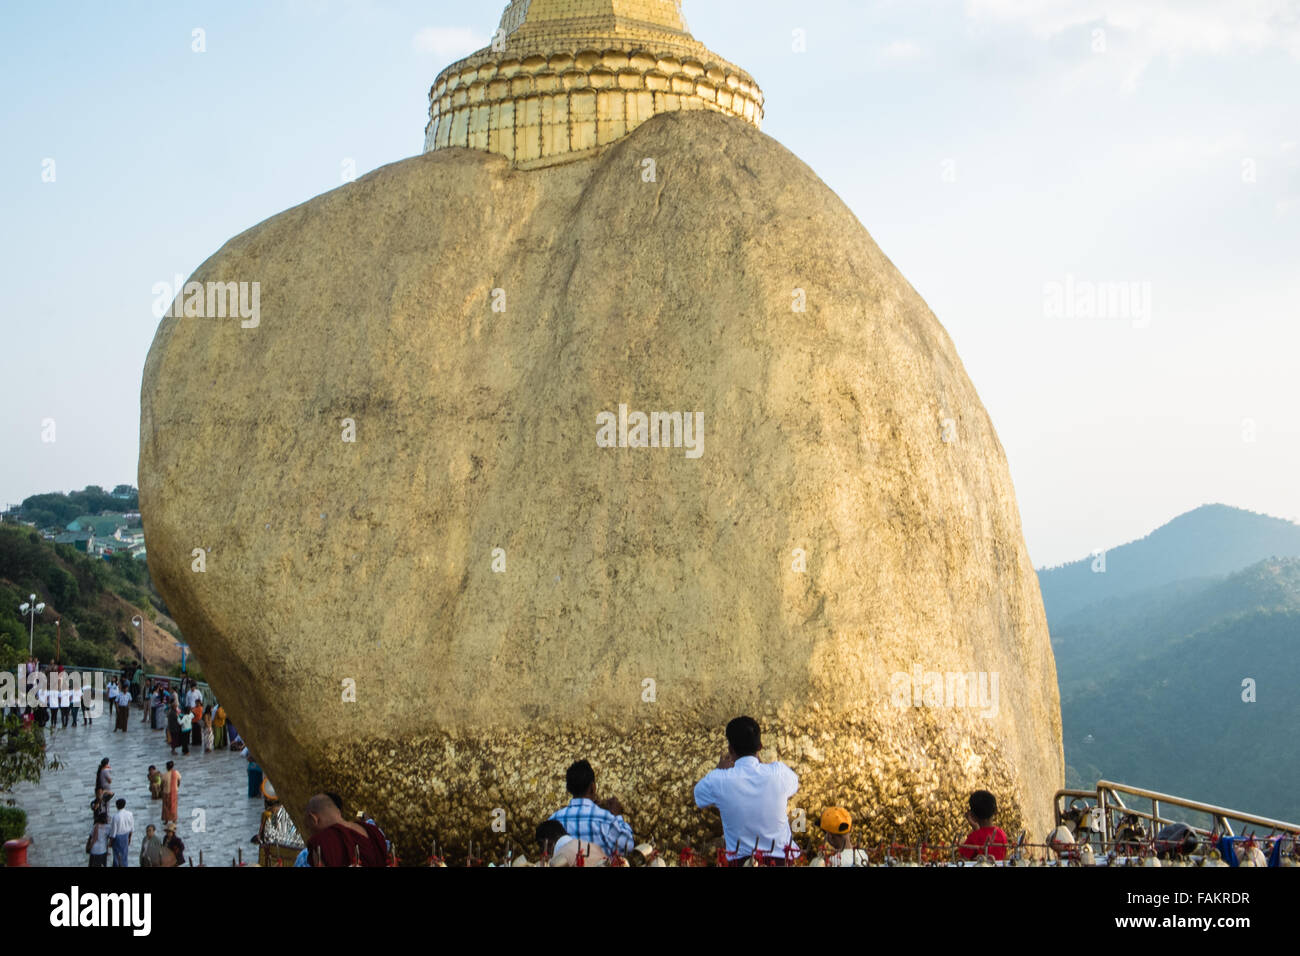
[2,0,1297,568]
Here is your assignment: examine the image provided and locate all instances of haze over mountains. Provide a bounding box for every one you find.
[1039,504,1300,824]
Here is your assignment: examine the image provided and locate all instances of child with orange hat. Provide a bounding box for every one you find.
[809,807,871,867]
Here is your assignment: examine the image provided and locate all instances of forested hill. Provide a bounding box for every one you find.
[0,524,182,671]
[1037,504,1300,626]
[1055,557,1300,822]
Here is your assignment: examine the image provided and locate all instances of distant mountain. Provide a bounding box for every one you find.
[1054,557,1300,823]
[1037,504,1300,627]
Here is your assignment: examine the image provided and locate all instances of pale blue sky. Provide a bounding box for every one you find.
[2,0,1297,567]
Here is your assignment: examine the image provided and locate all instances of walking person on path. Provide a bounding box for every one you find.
[178,704,193,755]
[113,683,131,733]
[168,701,188,755]
[162,821,185,866]
[139,824,163,867]
[244,747,263,799]
[212,703,227,750]
[202,707,214,753]
[161,760,180,825]
[94,758,113,809]
[190,698,204,750]
[87,811,109,867]
[108,798,134,867]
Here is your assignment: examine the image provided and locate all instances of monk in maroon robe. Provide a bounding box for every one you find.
[302,793,389,866]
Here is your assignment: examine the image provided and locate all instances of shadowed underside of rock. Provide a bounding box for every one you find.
[139,109,1062,856]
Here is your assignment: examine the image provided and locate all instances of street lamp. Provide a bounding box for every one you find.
[54,619,61,666]
[131,615,147,720]
[130,615,144,669]
[18,594,45,657]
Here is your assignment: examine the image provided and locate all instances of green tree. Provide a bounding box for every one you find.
[47,567,78,609]
[0,644,60,794]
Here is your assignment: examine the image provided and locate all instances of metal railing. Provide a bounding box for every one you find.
[28,665,214,706]
[1055,780,1300,848]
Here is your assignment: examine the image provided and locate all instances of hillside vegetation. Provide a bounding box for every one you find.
[0,524,181,670]
[1045,507,1300,823]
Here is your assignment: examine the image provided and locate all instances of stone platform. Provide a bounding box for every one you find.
[7,705,265,867]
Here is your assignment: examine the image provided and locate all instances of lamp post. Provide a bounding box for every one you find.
[18,594,45,657]
[131,615,147,720]
[54,619,61,666]
[131,615,144,669]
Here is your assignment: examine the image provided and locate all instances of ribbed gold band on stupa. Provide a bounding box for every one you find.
[423,0,763,167]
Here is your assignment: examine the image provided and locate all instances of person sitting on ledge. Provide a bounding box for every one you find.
[693,715,801,866]
[547,759,634,857]
[302,792,389,866]
[957,789,1008,861]
[147,765,163,800]
[535,819,606,867]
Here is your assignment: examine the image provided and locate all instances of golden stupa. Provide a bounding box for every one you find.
[423,0,763,165]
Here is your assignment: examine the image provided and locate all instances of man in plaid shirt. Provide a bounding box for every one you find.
[548,759,635,856]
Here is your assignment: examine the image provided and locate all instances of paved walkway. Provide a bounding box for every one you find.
[9,704,266,866]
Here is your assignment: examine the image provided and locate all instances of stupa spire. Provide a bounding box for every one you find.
[497,0,689,42]
[423,0,762,167]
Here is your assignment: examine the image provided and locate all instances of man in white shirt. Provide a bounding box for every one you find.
[108,798,134,867]
[81,684,95,726]
[58,685,71,728]
[693,716,801,865]
[114,686,131,732]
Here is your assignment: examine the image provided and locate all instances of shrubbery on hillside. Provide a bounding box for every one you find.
[0,525,162,669]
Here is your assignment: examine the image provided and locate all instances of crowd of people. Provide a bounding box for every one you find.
[8,658,246,758]
[14,658,264,868]
[290,715,1010,868]
[14,652,1009,869]
[529,715,1008,867]
[5,657,123,729]
[88,742,190,866]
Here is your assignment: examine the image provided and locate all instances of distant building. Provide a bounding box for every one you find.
[52,531,93,552]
